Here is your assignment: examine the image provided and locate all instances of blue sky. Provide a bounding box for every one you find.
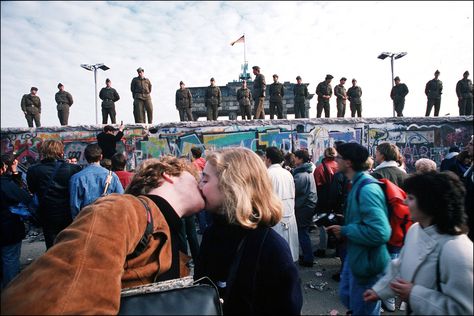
[1,1,473,127]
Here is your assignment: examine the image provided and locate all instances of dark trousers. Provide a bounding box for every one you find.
[394,100,405,117]
[239,104,252,120]
[178,107,193,121]
[350,102,362,117]
[269,101,283,119]
[336,100,346,117]
[425,98,441,116]
[102,106,116,124]
[294,102,306,118]
[57,104,70,125]
[133,98,153,123]
[25,111,41,127]
[254,97,265,119]
[206,104,218,120]
[459,97,473,115]
[317,101,330,118]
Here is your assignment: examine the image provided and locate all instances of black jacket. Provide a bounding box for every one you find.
[97,131,124,159]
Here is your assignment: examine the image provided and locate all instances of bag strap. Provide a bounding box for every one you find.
[355,177,379,205]
[42,161,62,198]
[126,196,155,260]
[102,170,113,195]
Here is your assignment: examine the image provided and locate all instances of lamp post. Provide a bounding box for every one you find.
[80,63,110,124]
[377,52,407,117]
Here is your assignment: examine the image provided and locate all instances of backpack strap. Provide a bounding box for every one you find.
[126,196,154,260]
[102,170,113,196]
[355,177,379,205]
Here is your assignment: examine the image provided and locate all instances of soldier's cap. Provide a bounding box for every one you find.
[180,81,184,85]
[341,77,347,81]
[137,67,144,73]
[104,125,116,132]
[352,78,357,82]
[394,76,400,81]
[252,66,260,71]
[434,70,440,75]
[210,77,215,81]
[325,74,334,80]
[30,87,38,91]
[105,78,111,83]
[57,83,63,88]
[464,71,469,76]
[296,75,302,80]
[273,74,278,78]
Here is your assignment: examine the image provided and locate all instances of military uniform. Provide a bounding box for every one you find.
[456,78,473,116]
[424,78,443,116]
[130,76,153,123]
[175,88,193,122]
[316,81,332,118]
[269,82,284,119]
[293,84,308,118]
[55,90,73,125]
[390,83,409,117]
[237,87,253,120]
[334,84,347,117]
[347,85,363,117]
[253,74,266,119]
[205,85,221,121]
[99,87,120,124]
[21,93,41,127]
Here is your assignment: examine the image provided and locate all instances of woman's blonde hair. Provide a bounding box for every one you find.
[205,147,282,229]
[125,155,198,196]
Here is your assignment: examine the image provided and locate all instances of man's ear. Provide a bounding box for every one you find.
[161,172,175,184]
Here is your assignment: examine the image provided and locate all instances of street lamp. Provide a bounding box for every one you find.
[378,52,407,117]
[80,63,110,124]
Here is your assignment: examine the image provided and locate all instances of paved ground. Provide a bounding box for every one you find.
[18,227,404,315]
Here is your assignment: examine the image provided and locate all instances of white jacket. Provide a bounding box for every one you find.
[267,164,299,262]
[372,223,473,315]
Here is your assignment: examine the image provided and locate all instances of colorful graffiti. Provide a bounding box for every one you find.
[1,117,472,173]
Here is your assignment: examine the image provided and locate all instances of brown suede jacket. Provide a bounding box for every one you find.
[1,194,189,315]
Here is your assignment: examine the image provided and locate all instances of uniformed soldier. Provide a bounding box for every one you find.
[205,78,221,121]
[175,81,193,121]
[55,83,74,126]
[269,74,284,119]
[236,80,253,120]
[390,76,409,117]
[130,67,153,124]
[347,79,363,117]
[293,76,308,118]
[252,66,266,119]
[316,74,333,118]
[424,70,443,117]
[21,87,41,127]
[99,78,120,124]
[334,77,348,117]
[456,71,473,116]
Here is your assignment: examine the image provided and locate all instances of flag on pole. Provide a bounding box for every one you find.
[230,35,245,46]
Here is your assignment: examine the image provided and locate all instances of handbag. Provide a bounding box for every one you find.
[118,276,223,315]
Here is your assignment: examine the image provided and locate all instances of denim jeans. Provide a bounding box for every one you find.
[1,242,22,288]
[339,260,381,315]
[297,226,314,263]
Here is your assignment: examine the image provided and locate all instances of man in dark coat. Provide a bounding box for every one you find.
[130,67,153,123]
[425,70,443,116]
[99,78,120,124]
[347,78,363,117]
[55,83,73,126]
[252,66,266,119]
[390,76,409,117]
[175,81,193,121]
[293,76,309,118]
[21,87,41,127]
[97,123,125,160]
[269,74,284,119]
[205,78,221,121]
[316,74,333,118]
[456,71,473,116]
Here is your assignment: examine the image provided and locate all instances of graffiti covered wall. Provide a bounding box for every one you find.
[1,117,472,173]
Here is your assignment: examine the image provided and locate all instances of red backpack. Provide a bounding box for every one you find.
[355,177,413,248]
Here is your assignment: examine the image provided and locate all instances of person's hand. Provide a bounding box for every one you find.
[390,278,413,302]
[11,159,19,173]
[119,121,124,132]
[326,225,342,239]
[363,289,379,302]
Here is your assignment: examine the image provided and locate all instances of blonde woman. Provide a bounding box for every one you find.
[195,148,302,315]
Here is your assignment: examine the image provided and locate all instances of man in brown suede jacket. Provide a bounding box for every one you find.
[1,156,205,315]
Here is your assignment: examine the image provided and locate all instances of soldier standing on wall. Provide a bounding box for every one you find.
[456,71,473,116]
[293,76,308,118]
[21,87,41,128]
[269,74,284,119]
[252,66,266,119]
[205,78,221,121]
[425,70,443,117]
[130,67,153,124]
[99,78,120,124]
[390,76,409,117]
[316,74,333,118]
[347,78,363,117]
[175,81,193,121]
[334,77,348,117]
[237,80,253,120]
[55,83,74,126]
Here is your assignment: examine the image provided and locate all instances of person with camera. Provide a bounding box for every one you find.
[326,143,391,316]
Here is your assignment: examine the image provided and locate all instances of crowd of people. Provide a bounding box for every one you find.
[1,134,473,315]
[20,67,473,127]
